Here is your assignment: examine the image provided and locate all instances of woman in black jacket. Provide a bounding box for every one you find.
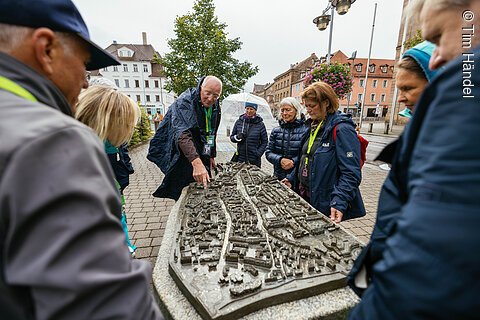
[266,97,308,180]
[230,102,268,168]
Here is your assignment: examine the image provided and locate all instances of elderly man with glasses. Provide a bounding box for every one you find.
[148,76,223,200]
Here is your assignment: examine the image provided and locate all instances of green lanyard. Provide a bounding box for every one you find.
[305,120,323,166]
[204,107,212,134]
[0,76,37,102]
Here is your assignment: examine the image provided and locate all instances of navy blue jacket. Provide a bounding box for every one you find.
[230,114,268,168]
[147,77,221,200]
[288,111,365,220]
[106,143,134,193]
[348,46,480,319]
[266,119,308,180]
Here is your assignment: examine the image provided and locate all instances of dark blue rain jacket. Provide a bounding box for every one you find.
[266,119,308,180]
[288,111,365,220]
[348,46,480,319]
[147,77,221,200]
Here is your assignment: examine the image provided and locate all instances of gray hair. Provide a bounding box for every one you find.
[407,0,472,24]
[0,23,76,55]
[279,97,304,120]
[0,23,32,52]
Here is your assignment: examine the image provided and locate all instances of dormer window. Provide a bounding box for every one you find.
[380,64,388,73]
[355,63,363,72]
[117,48,133,57]
[369,64,376,73]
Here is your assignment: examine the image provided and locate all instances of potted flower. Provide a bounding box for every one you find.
[303,62,353,100]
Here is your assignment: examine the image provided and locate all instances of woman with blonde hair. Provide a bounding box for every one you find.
[282,81,365,223]
[266,97,308,180]
[76,85,140,256]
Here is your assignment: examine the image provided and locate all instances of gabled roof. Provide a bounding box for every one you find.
[105,43,160,62]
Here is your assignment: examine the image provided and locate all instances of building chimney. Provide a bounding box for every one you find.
[142,32,147,45]
[113,40,117,44]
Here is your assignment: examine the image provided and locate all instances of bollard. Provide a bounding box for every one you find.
[368,123,373,133]
[384,122,390,134]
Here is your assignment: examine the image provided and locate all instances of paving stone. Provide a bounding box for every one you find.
[146,222,162,230]
[133,230,151,239]
[133,217,148,224]
[133,238,152,247]
[130,223,147,231]
[134,247,152,259]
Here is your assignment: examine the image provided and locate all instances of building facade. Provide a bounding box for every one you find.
[90,32,175,116]
[291,51,395,119]
[270,53,319,116]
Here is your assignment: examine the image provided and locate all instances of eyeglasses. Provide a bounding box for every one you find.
[203,90,220,100]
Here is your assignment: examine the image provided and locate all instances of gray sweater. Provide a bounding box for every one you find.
[0,52,162,319]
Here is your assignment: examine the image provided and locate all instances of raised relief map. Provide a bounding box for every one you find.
[169,163,362,320]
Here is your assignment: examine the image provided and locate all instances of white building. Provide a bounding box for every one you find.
[90,32,175,116]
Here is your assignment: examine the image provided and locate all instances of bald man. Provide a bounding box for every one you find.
[148,76,222,200]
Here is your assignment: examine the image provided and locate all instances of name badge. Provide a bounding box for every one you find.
[302,167,308,177]
[206,135,215,147]
[203,144,211,156]
[322,142,330,147]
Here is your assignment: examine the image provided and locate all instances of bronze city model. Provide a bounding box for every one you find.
[169,163,362,320]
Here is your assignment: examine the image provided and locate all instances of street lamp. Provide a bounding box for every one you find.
[313,14,331,31]
[313,0,356,64]
[332,0,356,15]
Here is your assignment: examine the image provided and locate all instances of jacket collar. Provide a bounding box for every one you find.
[0,52,72,116]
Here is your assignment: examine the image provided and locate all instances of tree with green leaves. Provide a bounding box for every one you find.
[403,29,423,50]
[160,0,258,98]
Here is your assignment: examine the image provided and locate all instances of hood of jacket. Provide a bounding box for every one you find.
[0,52,72,116]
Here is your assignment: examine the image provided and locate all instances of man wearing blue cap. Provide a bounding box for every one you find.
[0,1,163,319]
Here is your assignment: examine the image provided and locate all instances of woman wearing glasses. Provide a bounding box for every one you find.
[266,97,308,180]
[282,82,365,223]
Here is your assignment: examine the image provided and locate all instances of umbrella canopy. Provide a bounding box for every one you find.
[219,92,277,136]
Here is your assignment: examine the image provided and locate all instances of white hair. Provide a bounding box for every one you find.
[279,97,304,120]
[202,75,223,90]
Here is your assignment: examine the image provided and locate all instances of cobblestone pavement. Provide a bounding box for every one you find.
[124,136,389,268]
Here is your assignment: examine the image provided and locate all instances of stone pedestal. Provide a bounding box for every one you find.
[153,188,360,320]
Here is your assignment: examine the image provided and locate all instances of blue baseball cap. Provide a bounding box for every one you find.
[0,0,120,71]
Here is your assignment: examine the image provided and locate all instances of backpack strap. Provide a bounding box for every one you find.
[333,124,338,141]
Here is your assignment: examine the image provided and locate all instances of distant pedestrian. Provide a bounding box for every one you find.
[266,97,308,180]
[230,102,268,168]
[147,110,155,131]
[148,76,222,200]
[76,86,140,256]
[154,110,163,130]
[282,82,365,223]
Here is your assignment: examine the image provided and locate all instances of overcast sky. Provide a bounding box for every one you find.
[75,0,404,92]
